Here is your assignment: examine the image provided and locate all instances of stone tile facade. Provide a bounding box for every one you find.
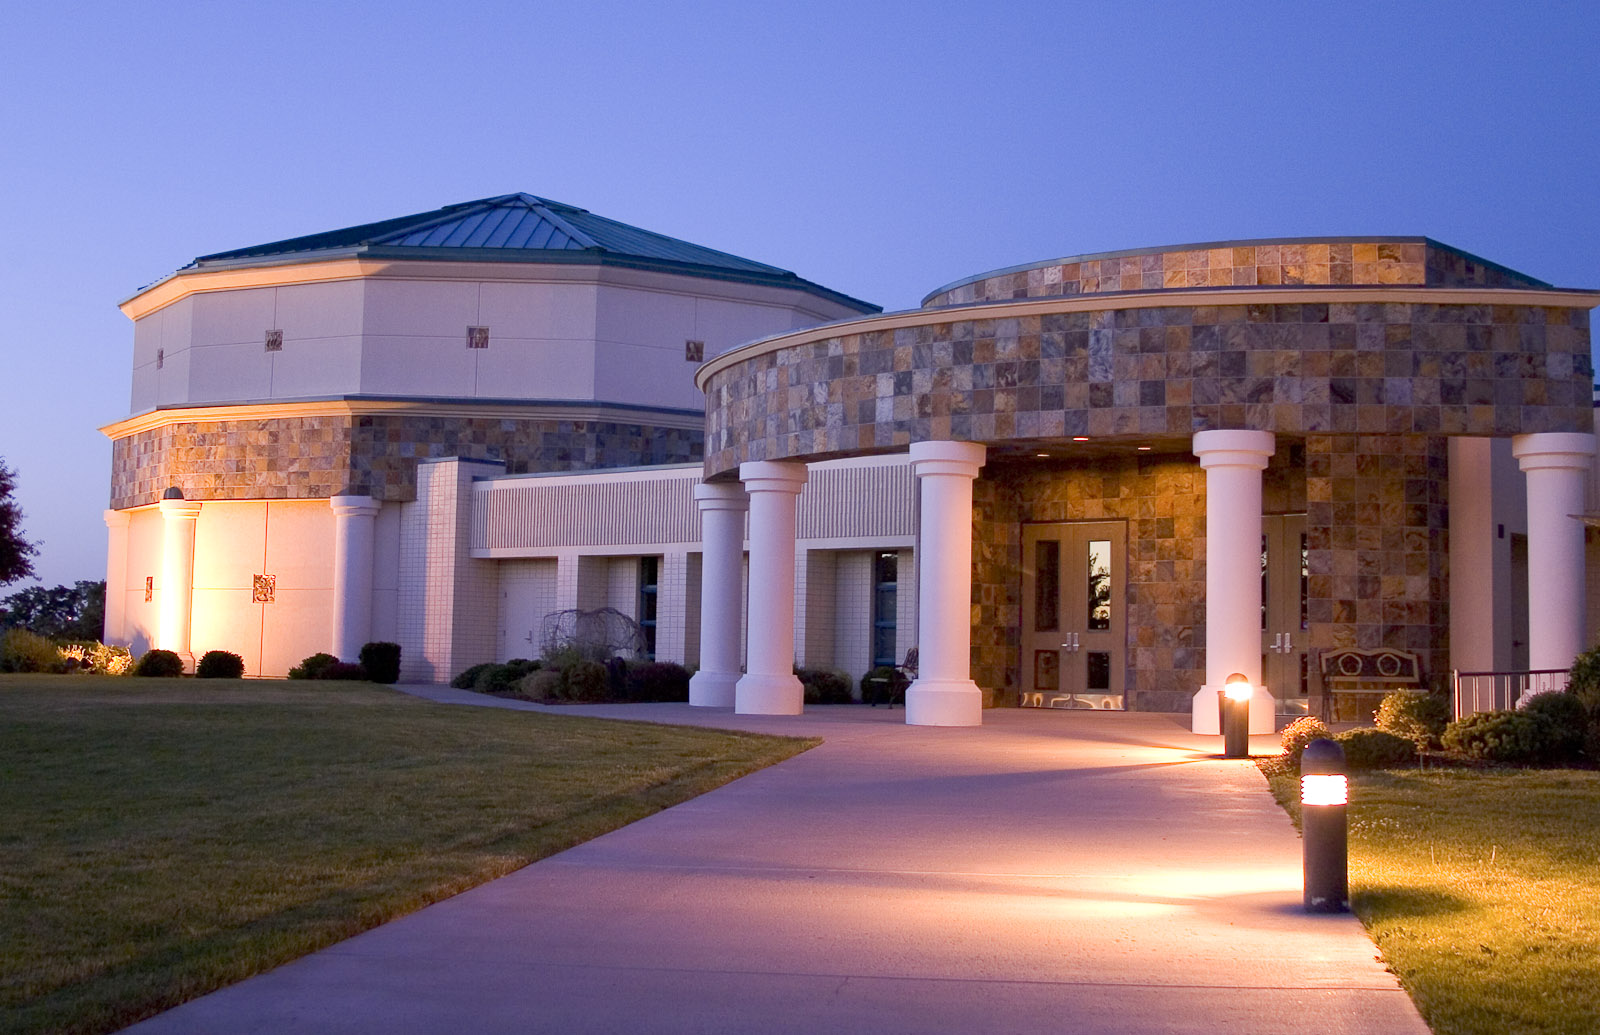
[702,302,1592,479]
[923,239,1548,308]
[110,412,702,509]
[971,450,1312,712]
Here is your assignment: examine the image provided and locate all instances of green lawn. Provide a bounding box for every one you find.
[0,676,816,1035]
[1263,764,1600,1035]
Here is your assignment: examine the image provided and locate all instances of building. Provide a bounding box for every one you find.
[103,198,1600,729]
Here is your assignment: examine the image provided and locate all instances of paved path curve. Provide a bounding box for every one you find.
[127,691,1429,1034]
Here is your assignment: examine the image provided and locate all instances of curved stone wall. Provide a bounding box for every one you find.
[700,294,1593,479]
[922,238,1549,309]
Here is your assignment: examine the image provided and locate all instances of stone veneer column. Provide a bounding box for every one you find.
[103,509,130,646]
[330,495,382,662]
[689,482,749,707]
[1512,432,1596,687]
[1192,431,1276,735]
[734,462,806,715]
[157,490,202,668]
[906,441,987,726]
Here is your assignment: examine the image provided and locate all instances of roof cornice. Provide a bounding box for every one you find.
[695,285,1600,390]
[101,397,704,439]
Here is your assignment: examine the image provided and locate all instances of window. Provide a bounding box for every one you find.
[872,551,898,668]
[639,556,659,660]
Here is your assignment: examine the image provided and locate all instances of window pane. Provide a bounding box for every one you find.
[1086,651,1111,690]
[1034,650,1059,691]
[1261,534,1269,631]
[1300,532,1309,631]
[1087,540,1111,630]
[1034,540,1060,631]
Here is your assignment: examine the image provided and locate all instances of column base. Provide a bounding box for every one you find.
[1191,686,1277,735]
[688,669,739,708]
[905,679,984,726]
[735,672,804,715]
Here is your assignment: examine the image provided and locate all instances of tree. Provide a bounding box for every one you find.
[0,459,39,587]
[0,581,105,640]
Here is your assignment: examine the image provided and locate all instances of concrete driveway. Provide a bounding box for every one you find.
[125,695,1428,1034]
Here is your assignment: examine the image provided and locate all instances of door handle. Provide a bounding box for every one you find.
[1059,634,1080,652]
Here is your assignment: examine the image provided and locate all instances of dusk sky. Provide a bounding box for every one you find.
[2,0,1597,589]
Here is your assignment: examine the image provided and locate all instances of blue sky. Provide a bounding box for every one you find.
[2,0,1597,588]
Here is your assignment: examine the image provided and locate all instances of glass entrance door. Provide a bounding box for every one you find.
[1020,522,1126,709]
[1262,514,1308,713]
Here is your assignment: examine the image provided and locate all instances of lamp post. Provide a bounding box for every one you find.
[1220,672,1251,758]
[1301,738,1350,913]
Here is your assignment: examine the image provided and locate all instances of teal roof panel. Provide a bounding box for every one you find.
[184,193,877,312]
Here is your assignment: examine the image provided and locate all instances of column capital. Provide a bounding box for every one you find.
[1511,432,1596,472]
[739,460,808,494]
[909,440,987,478]
[104,508,131,529]
[1192,429,1275,470]
[694,481,750,512]
[330,494,382,518]
[158,497,203,520]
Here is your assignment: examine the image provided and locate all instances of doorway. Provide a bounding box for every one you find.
[1262,514,1308,713]
[1020,521,1127,709]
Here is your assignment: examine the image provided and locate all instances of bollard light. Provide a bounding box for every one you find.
[1301,737,1350,913]
[1220,672,1251,758]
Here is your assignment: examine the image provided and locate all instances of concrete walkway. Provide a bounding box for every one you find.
[126,691,1429,1034]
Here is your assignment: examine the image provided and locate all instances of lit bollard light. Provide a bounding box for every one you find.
[1301,738,1350,913]
[1220,672,1251,758]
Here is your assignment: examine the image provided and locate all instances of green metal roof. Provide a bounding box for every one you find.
[183,193,878,313]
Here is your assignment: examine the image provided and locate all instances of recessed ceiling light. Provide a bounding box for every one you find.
[1035,452,1050,458]
[1072,436,1090,442]
[1137,446,1152,451]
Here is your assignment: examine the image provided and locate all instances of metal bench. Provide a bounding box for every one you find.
[865,647,917,707]
[1312,647,1425,723]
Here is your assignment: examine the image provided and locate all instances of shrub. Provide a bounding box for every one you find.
[797,667,853,704]
[1375,690,1450,750]
[475,659,540,695]
[626,661,691,702]
[859,665,909,705]
[358,642,402,684]
[562,659,610,702]
[517,668,563,700]
[195,650,245,679]
[61,641,133,675]
[1443,710,1552,765]
[1521,692,1586,763]
[0,627,65,673]
[1334,728,1417,770]
[605,656,631,696]
[1279,715,1331,768]
[316,661,369,681]
[133,649,184,678]
[1567,643,1600,718]
[288,652,338,680]
[451,662,496,690]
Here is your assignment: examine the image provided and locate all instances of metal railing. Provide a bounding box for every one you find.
[1452,669,1569,717]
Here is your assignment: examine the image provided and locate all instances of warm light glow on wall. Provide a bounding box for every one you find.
[1301,774,1348,807]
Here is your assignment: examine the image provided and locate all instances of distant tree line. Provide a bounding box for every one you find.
[0,580,106,641]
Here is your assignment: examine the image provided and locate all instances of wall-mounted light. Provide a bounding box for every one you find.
[1301,738,1350,913]
[1072,436,1090,442]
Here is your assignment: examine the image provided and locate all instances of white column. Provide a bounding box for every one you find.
[734,462,807,714]
[1192,430,1276,735]
[1512,432,1596,689]
[157,491,202,667]
[103,510,131,646]
[330,495,381,662]
[689,482,748,707]
[906,441,987,726]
